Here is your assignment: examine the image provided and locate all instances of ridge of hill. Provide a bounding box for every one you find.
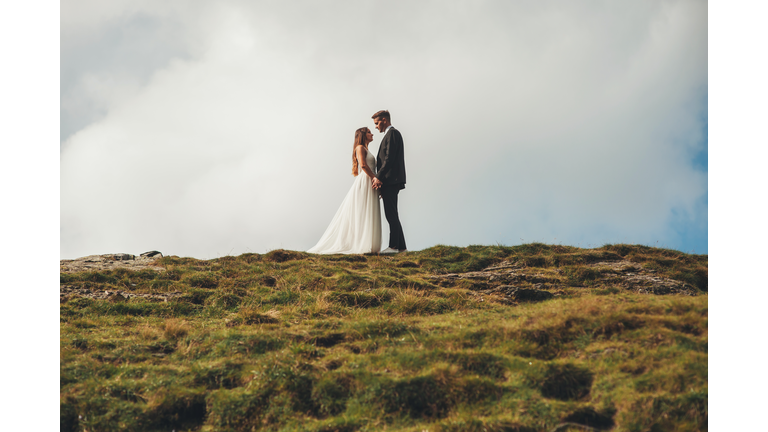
[60,243,707,432]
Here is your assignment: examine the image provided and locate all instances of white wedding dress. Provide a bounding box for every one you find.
[307,149,382,254]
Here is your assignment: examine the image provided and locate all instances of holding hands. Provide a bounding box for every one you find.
[371,177,382,190]
[371,176,383,199]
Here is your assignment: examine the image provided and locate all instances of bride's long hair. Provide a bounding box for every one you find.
[352,127,368,176]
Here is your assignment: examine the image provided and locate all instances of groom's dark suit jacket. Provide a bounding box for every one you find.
[376,127,406,189]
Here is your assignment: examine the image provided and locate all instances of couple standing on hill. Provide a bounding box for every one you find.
[307,110,407,255]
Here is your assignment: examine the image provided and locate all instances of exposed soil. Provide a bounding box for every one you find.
[60,284,184,303]
[60,253,172,303]
[430,259,698,304]
[60,253,165,273]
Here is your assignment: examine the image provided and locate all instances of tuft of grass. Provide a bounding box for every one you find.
[364,369,456,419]
[191,359,245,389]
[564,266,602,286]
[163,318,190,339]
[182,271,220,288]
[227,307,280,326]
[561,405,617,430]
[328,290,393,308]
[143,387,207,431]
[537,363,594,401]
[311,373,355,417]
[264,249,306,263]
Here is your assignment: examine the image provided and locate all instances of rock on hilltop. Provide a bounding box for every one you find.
[60,251,165,273]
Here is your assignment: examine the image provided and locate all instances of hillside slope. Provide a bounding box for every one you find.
[60,244,707,432]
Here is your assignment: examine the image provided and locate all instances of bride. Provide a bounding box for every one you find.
[307,127,382,254]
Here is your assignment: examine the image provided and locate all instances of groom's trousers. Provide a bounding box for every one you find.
[380,185,407,251]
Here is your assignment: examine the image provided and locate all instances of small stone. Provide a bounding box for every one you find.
[108,293,128,303]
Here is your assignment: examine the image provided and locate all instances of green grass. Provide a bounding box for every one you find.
[61,244,707,432]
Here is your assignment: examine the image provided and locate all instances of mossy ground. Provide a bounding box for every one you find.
[61,244,707,432]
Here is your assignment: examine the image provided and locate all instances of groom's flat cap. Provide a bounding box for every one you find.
[372,110,390,121]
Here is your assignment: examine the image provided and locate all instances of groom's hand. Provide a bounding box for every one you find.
[372,177,382,189]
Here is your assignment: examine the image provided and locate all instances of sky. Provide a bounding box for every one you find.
[60,0,708,259]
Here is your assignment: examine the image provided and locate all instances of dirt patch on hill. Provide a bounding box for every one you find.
[60,252,165,273]
[430,259,698,304]
[60,252,170,303]
[60,285,184,303]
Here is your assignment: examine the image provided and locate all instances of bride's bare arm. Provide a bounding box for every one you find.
[355,146,376,181]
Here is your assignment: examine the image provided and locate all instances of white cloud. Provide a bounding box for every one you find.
[61,0,707,258]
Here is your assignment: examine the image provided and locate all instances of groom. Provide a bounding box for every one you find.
[371,110,407,254]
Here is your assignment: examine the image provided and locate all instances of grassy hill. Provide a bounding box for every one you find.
[60,243,707,432]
